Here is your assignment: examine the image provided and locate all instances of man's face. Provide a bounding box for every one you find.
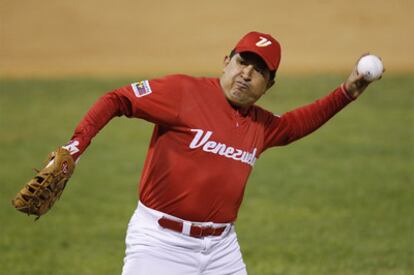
[220,52,274,108]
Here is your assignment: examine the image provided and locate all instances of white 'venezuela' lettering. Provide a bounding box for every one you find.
[189,129,257,166]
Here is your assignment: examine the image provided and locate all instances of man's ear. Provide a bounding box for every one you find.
[222,55,231,73]
[223,55,231,66]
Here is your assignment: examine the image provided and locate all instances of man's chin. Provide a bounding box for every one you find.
[227,97,250,108]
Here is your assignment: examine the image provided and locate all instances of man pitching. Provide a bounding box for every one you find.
[14,31,382,274]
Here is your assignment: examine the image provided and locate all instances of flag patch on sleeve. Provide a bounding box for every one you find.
[131,80,152,97]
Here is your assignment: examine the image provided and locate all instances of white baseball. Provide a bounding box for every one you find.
[357,55,384,81]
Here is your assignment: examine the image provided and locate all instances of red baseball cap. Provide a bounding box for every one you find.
[234,31,282,71]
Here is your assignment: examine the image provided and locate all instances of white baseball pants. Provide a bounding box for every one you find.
[121,202,247,275]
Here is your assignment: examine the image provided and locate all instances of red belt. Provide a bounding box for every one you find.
[158,217,227,238]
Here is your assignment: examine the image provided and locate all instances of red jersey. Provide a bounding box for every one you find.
[68,75,353,223]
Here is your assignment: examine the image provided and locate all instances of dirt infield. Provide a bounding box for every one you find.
[1,0,413,77]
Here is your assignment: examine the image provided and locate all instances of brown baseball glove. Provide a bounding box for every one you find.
[12,147,75,219]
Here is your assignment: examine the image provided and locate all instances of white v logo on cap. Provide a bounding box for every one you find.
[256,37,272,47]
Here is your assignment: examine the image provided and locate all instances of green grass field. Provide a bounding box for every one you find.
[1,75,413,275]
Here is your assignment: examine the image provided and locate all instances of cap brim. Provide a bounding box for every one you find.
[235,47,276,71]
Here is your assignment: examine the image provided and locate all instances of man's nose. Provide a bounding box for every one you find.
[241,65,254,81]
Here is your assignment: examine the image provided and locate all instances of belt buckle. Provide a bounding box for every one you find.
[210,226,216,236]
[192,224,204,238]
[202,225,215,237]
[199,222,215,237]
[204,221,215,237]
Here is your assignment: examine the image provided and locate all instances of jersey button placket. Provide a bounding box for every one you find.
[233,109,244,137]
[233,109,240,128]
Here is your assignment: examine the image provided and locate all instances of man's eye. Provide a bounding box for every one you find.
[239,59,248,66]
[254,67,265,75]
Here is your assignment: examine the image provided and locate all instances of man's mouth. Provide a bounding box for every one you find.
[235,81,249,90]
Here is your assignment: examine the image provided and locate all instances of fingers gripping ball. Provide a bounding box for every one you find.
[357,55,384,81]
[12,147,75,219]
